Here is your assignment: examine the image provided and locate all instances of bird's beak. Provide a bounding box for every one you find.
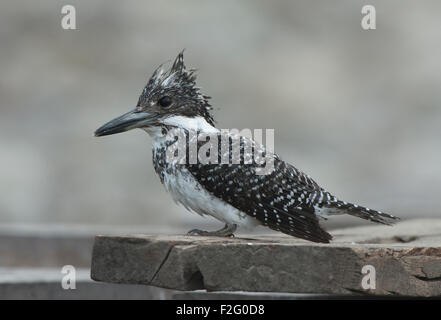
[94,109,160,137]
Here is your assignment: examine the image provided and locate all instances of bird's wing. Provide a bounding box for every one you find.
[185,133,332,243]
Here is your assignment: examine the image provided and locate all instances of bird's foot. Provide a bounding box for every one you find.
[187,223,237,237]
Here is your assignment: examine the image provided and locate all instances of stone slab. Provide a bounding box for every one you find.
[91,219,441,297]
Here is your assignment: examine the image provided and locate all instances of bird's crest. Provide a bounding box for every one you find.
[140,51,214,125]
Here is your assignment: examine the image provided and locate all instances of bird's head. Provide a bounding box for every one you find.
[95,51,214,137]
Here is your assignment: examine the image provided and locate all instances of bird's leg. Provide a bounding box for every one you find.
[187,223,237,237]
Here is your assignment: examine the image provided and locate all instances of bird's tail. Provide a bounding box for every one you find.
[331,200,400,225]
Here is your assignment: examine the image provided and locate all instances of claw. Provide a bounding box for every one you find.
[187,229,208,236]
[186,223,237,237]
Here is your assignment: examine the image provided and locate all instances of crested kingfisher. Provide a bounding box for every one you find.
[95,52,399,243]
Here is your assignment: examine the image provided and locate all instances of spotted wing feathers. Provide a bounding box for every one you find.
[185,134,333,243]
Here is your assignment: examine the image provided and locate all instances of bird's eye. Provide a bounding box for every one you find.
[158,96,172,107]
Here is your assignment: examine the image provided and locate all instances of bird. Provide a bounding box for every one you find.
[95,51,399,243]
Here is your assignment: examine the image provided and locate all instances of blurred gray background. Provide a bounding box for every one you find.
[1,0,440,233]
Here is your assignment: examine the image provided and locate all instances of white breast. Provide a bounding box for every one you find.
[162,168,261,229]
[147,115,260,229]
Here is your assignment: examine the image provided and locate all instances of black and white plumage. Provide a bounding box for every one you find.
[95,51,399,243]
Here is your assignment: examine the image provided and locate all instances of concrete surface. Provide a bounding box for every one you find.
[0,268,175,299]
